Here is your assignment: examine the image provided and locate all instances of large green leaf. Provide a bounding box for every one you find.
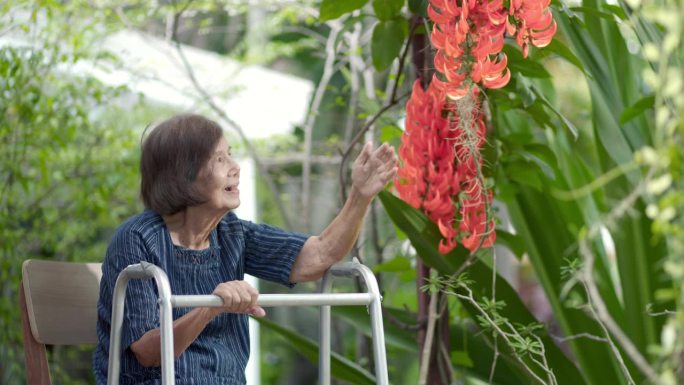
[545,131,627,325]
[332,306,416,352]
[255,317,376,385]
[611,201,667,352]
[619,94,654,125]
[530,84,579,139]
[504,186,630,385]
[378,191,459,274]
[543,38,588,76]
[371,19,408,71]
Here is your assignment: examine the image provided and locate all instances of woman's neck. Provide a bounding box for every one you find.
[163,206,225,250]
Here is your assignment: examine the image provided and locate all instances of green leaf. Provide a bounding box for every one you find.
[503,44,551,78]
[380,124,403,143]
[525,102,554,129]
[399,269,416,282]
[523,143,559,170]
[332,306,417,352]
[371,19,408,71]
[601,4,627,20]
[495,231,526,260]
[514,74,536,108]
[255,317,376,385]
[619,94,654,125]
[545,39,587,76]
[320,0,368,21]
[522,144,557,180]
[372,0,404,21]
[530,84,579,139]
[505,160,544,191]
[570,6,618,22]
[612,201,668,359]
[450,350,473,367]
[495,181,519,202]
[378,191,457,274]
[373,255,411,273]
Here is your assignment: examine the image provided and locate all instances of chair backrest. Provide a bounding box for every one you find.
[20,259,102,385]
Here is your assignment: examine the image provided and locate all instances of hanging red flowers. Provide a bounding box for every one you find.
[396,0,556,254]
[429,0,556,97]
[508,0,558,58]
[395,80,495,254]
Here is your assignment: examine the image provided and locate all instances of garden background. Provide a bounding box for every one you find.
[1,0,682,384]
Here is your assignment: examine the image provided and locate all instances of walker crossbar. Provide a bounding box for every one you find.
[107,260,389,385]
[172,293,374,308]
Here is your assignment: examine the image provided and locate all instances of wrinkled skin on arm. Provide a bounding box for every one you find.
[290,142,398,283]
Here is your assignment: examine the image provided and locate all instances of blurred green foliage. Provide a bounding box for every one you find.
[0,2,148,382]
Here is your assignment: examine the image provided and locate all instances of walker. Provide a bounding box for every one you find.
[106,260,389,385]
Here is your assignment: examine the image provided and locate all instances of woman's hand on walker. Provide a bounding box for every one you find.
[212,281,266,317]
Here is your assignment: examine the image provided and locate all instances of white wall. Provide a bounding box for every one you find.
[232,157,260,385]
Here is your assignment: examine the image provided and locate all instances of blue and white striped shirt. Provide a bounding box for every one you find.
[93,209,309,385]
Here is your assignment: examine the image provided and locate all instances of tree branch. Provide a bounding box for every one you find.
[301,19,343,231]
[418,285,439,385]
[342,20,363,149]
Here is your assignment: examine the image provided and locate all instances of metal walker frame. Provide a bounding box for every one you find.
[107,260,389,385]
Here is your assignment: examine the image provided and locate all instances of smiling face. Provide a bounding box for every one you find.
[195,136,241,213]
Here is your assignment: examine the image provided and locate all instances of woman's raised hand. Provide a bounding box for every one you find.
[212,281,266,317]
[351,142,398,200]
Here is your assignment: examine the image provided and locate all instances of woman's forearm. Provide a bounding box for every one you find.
[318,186,371,260]
[130,307,217,367]
[289,142,397,283]
[290,186,372,282]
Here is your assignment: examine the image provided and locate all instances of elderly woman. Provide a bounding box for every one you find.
[92,114,397,385]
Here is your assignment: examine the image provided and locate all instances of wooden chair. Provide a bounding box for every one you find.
[20,259,102,385]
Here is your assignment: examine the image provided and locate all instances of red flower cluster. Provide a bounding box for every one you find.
[508,0,557,58]
[396,80,495,254]
[428,0,556,98]
[396,1,556,254]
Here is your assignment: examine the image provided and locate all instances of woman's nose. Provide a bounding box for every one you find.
[229,160,240,176]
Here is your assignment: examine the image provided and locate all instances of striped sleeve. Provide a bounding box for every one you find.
[241,221,310,287]
[101,228,159,351]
